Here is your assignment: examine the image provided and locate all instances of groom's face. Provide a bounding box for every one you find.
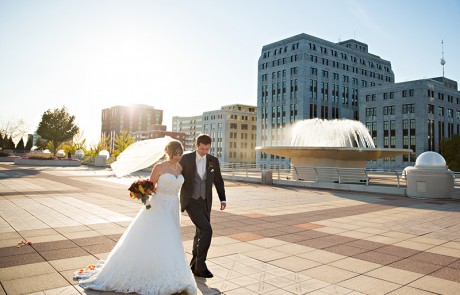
[196,143,211,157]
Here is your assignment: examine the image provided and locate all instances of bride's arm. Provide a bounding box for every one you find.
[149,164,162,186]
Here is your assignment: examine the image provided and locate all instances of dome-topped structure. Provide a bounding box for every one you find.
[405,151,455,199]
[99,150,110,160]
[415,151,447,169]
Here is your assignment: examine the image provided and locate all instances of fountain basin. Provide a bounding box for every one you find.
[257,146,412,168]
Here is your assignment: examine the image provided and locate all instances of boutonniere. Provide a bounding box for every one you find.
[208,161,214,172]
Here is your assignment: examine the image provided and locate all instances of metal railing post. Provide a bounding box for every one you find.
[313,167,319,182]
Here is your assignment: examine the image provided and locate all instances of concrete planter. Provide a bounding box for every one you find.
[0,157,19,162]
[14,158,81,167]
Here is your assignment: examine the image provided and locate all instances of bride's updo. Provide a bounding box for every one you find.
[165,140,184,159]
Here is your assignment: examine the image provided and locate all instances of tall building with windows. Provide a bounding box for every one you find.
[361,77,460,169]
[101,104,184,150]
[257,33,394,168]
[202,104,257,164]
[171,115,202,151]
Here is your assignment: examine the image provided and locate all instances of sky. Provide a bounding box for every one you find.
[1,0,459,146]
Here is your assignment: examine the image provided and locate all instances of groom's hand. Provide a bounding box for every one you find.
[220,201,226,210]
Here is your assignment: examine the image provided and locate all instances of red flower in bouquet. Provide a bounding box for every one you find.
[128,179,155,209]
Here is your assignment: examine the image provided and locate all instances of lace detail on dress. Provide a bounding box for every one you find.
[155,174,183,195]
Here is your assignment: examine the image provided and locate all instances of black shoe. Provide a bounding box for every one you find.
[192,269,213,278]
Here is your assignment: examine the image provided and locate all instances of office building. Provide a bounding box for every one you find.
[172,115,202,151]
[202,104,257,164]
[101,104,165,150]
[257,33,394,168]
[361,77,460,169]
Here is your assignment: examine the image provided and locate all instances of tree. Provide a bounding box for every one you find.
[25,137,33,151]
[0,133,4,149]
[441,135,460,172]
[113,130,135,157]
[35,138,48,150]
[36,107,79,155]
[0,119,27,145]
[16,138,25,150]
[6,136,15,150]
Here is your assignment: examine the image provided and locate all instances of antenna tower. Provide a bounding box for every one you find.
[440,40,446,78]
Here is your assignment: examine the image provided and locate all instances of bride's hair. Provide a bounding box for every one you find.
[165,140,183,159]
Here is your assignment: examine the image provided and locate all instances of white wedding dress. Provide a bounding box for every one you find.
[76,174,197,295]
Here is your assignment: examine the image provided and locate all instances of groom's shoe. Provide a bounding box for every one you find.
[192,269,213,278]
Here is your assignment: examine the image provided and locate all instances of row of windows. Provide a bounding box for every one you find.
[228,151,255,159]
[228,142,254,149]
[366,105,459,118]
[262,57,391,82]
[365,89,460,104]
[263,68,382,88]
[262,43,300,58]
[262,41,390,72]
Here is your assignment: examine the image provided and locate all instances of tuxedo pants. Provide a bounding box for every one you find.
[186,198,212,272]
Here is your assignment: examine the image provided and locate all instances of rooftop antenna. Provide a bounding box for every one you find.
[440,40,446,78]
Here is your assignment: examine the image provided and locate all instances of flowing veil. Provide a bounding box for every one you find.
[110,136,174,177]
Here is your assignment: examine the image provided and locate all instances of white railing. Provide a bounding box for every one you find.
[220,163,407,188]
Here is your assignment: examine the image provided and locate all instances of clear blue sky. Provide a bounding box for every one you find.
[1,0,459,145]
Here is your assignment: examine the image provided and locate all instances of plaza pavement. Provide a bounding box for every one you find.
[0,162,459,295]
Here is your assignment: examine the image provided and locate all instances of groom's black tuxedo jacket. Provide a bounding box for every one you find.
[179,152,226,212]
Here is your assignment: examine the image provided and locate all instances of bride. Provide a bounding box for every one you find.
[75,140,197,295]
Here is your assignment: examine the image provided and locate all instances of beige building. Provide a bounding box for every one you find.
[171,115,202,151]
[203,104,257,164]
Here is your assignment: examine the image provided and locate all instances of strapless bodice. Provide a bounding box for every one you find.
[155,173,184,195]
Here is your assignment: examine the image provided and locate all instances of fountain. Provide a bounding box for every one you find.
[256,119,411,170]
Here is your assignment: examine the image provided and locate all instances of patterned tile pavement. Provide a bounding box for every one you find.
[0,163,460,294]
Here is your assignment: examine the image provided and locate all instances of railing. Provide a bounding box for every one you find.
[220,163,408,188]
[455,172,460,190]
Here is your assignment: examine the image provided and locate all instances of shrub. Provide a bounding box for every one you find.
[24,152,56,160]
[0,151,12,157]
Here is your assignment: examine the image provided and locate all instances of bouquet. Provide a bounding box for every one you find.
[128,179,155,209]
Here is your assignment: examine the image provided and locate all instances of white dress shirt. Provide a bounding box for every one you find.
[196,152,206,179]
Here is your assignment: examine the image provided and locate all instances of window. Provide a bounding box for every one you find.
[383,106,395,115]
[402,104,415,114]
[384,93,388,100]
[402,90,407,98]
[428,104,434,114]
[437,106,444,116]
[366,108,376,117]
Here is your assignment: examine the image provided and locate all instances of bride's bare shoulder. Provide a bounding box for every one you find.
[152,162,166,172]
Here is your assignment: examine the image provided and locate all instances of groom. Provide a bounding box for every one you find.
[180,134,227,278]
